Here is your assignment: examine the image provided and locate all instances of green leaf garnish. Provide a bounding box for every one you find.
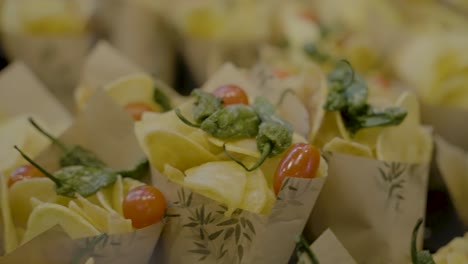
[153,86,172,112]
[191,89,223,123]
[29,118,105,168]
[324,61,407,134]
[411,218,435,264]
[116,159,150,180]
[14,146,117,198]
[295,235,319,264]
[304,43,330,63]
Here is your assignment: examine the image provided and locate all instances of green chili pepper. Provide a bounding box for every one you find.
[324,61,407,135]
[29,118,105,168]
[411,218,435,264]
[153,86,172,112]
[116,159,150,180]
[200,105,260,139]
[295,235,319,264]
[14,146,117,198]
[192,89,223,123]
[225,98,293,171]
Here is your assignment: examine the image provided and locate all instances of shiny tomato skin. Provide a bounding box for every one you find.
[273,143,321,195]
[123,102,156,121]
[213,85,249,106]
[8,164,45,188]
[123,185,166,229]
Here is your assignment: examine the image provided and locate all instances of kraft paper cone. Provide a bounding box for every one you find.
[0,91,163,263]
[307,152,430,264]
[2,33,93,110]
[0,62,71,132]
[152,168,326,264]
[298,229,356,264]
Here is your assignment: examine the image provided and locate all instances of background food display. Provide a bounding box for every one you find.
[0,0,467,263]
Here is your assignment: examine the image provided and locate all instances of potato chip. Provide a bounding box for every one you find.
[188,130,223,155]
[207,136,260,158]
[139,130,219,172]
[312,112,342,148]
[76,195,110,232]
[29,197,43,208]
[104,73,161,111]
[376,92,433,163]
[112,176,124,216]
[96,187,114,213]
[22,203,100,244]
[9,178,59,228]
[0,172,18,254]
[107,212,133,235]
[239,169,275,214]
[323,137,373,158]
[122,178,145,196]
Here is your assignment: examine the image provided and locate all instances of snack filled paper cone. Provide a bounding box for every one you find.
[136,64,328,263]
[0,91,163,263]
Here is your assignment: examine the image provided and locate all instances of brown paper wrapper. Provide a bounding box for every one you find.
[152,168,327,264]
[0,62,72,132]
[0,91,162,263]
[306,152,429,263]
[298,229,356,264]
[2,33,93,110]
[98,0,175,85]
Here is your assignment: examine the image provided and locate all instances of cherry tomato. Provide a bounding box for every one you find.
[299,10,319,23]
[8,164,45,188]
[123,102,156,121]
[273,143,321,195]
[123,185,166,229]
[273,68,291,80]
[213,84,249,106]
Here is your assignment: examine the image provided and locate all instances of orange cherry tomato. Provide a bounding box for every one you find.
[273,143,321,195]
[299,10,319,23]
[123,102,156,121]
[213,84,249,106]
[273,68,291,80]
[8,164,45,188]
[123,185,166,229]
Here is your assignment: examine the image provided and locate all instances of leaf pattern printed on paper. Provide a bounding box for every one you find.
[173,189,256,263]
[377,162,407,211]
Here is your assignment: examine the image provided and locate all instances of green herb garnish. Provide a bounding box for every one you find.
[411,218,435,264]
[15,146,117,198]
[29,118,105,168]
[304,43,330,63]
[153,86,172,112]
[324,61,407,134]
[295,235,319,264]
[116,159,150,180]
[192,90,223,123]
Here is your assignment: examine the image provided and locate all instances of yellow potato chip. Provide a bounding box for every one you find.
[122,177,145,196]
[207,136,260,158]
[29,197,43,208]
[139,130,219,172]
[312,112,342,148]
[76,195,110,232]
[376,92,433,163]
[323,137,373,158]
[22,203,100,244]
[104,73,161,111]
[9,178,60,228]
[188,130,223,155]
[107,212,133,235]
[239,169,275,214]
[96,186,114,213]
[112,176,124,216]
[335,112,351,141]
[0,172,18,254]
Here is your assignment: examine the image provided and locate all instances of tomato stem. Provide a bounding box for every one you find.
[174,108,201,128]
[29,118,69,152]
[223,143,272,172]
[14,146,62,187]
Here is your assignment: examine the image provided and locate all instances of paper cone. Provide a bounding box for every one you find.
[0,62,71,132]
[2,33,93,110]
[152,168,326,264]
[102,0,176,85]
[0,91,163,263]
[298,229,356,264]
[306,152,429,263]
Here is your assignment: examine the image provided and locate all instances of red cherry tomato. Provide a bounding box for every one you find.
[213,84,249,106]
[273,143,321,195]
[8,164,45,188]
[273,68,291,80]
[123,102,156,121]
[123,185,166,229]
